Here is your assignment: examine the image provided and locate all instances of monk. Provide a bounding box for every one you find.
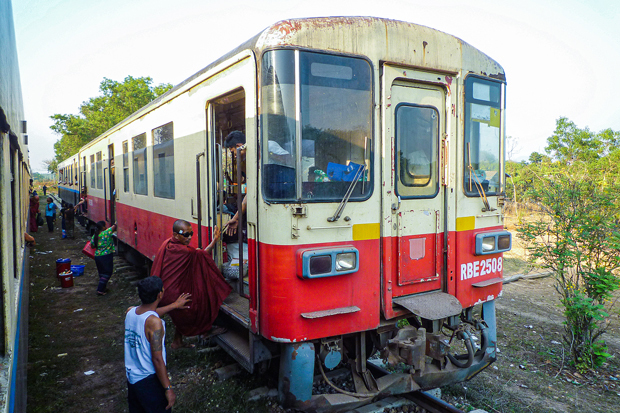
[150,219,232,349]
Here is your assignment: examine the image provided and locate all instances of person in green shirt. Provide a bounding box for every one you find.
[92,221,117,296]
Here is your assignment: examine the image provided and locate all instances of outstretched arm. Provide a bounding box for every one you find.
[156,293,191,316]
[204,225,221,253]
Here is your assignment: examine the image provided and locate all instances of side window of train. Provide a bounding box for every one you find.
[90,155,95,188]
[152,122,174,199]
[122,140,129,192]
[396,104,439,198]
[96,151,103,189]
[463,77,502,196]
[132,133,148,195]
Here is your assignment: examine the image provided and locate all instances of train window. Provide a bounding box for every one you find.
[395,105,439,198]
[96,151,103,189]
[122,141,129,192]
[260,50,372,202]
[152,122,174,199]
[90,155,95,188]
[464,77,502,196]
[132,133,148,195]
[261,50,296,200]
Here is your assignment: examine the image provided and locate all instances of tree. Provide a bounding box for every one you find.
[517,163,620,369]
[516,117,620,370]
[545,117,620,164]
[50,76,172,166]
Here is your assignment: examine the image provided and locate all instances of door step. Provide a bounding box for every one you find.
[213,326,273,374]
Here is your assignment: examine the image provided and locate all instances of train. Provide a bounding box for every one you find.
[0,0,31,411]
[58,17,511,411]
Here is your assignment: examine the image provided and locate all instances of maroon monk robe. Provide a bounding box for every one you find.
[150,237,232,337]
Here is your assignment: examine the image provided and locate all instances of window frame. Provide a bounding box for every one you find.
[394,102,440,200]
[462,75,504,197]
[152,122,175,199]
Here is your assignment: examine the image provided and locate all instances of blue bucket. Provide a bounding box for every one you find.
[70,265,85,277]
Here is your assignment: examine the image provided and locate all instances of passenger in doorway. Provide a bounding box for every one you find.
[92,221,117,296]
[223,131,247,237]
[45,197,57,232]
[150,220,231,349]
[124,276,192,412]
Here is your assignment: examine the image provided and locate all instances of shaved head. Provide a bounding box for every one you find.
[172,219,191,234]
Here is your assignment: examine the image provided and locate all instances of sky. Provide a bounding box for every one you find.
[11,0,620,172]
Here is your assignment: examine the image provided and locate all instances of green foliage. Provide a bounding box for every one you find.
[50,75,172,166]
[516,120,620,370]
[545,117,620,163]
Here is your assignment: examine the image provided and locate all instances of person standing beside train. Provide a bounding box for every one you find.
[29,192,40,232]
[44,197,57,232]
[92,221,117,296]
[150,220,231,349]
[125,276,191,412]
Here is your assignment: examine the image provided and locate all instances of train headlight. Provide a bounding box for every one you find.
[498,234,511,250]
[481,237,496,252]
[299,247,359,279]
[335,252,356,271]
[309,255,332,275]
[475,231,512,255]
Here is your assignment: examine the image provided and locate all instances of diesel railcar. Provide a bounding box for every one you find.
[58,17,511,410]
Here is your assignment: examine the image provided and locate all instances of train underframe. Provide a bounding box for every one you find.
[278,300,497,412]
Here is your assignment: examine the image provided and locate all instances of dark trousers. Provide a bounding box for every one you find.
[127,374,170,413]
[46,216,54,232]
[94,253,114,293]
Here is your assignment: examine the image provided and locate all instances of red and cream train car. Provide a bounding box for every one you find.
[58,17,511,410]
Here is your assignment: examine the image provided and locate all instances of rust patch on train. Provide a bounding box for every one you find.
[275,20,302,36]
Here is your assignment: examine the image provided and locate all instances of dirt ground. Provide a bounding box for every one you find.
[26,200,620,412]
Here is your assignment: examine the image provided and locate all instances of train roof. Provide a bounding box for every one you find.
[80,16,504,152]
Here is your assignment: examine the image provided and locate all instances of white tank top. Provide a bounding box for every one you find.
[124,307,166,384]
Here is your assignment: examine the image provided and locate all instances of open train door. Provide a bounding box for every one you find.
[381,66,461,321]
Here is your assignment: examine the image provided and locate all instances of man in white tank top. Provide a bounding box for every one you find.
[125,276,191,412]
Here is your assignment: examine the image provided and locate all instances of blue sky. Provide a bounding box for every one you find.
[12,0,620,172]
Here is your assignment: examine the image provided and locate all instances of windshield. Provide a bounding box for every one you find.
[261,50,372,202]
[463,77,503,196]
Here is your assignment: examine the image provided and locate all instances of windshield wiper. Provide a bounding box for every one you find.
[327,164,366,222]
[467,143,495,212]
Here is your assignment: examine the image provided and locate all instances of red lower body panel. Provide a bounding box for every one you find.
[258,240,380,342]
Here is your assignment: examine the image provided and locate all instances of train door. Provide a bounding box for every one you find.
[207,89,248,297]
[107,143,116,223]
[382,66,456,318]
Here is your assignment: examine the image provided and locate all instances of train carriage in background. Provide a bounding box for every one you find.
[58,17,511,410]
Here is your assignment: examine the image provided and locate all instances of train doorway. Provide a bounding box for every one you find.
[207,89,248,297]
[383,72,447,301]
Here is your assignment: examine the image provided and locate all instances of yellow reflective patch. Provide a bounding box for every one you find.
[456,216,475,232]
[352,223,380,241]
[490,108,501,127]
